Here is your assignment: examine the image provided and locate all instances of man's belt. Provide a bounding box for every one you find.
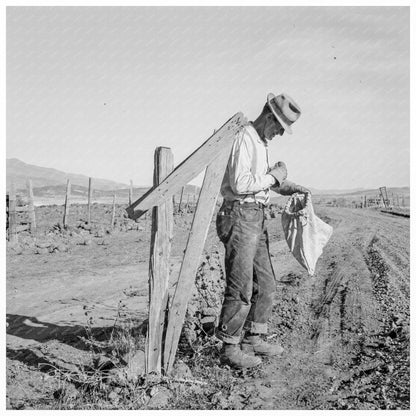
[222,200,265,209]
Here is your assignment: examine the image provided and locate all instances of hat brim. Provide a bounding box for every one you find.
[267,93,293,135]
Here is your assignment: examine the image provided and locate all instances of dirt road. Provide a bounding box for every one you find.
[6,204,410,409]
[250,207,410,409]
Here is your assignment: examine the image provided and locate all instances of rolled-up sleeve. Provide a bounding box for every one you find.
[229,134,275,195]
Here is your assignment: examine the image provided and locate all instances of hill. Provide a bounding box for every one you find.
[6,158,200,205]
[7,158,409,207]
[270,186,410,206]
[6,158,129,191]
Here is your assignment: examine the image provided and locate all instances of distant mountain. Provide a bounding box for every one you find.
[7,158,408,203]
[311,186,410,198]
[308,187,366,195]
[6,158,129,191]
[270,186,410,205]
[6,158,201,203]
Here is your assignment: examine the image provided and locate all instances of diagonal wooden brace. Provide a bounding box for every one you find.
[126,112,247,220]
[162,140,234,374]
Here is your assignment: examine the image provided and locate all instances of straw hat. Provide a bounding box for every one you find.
[267,93,301,135]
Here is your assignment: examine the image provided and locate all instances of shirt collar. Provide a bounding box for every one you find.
[247,123,268,147]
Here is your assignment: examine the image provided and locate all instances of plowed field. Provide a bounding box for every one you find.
[6,204,410,410]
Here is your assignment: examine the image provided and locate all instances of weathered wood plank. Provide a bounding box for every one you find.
[63,180,71,228]
[126,112,246,220]
[179,186,185,212]
[163,142,233,374]
[146,147,174,374]
[380,209,410,218]
[27,179,36,233]
[129,180,133,206]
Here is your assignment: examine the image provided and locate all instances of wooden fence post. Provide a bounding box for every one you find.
[146,147,174,374]
[8,182,17,244]
[129,180,133,206]
[111,193,116,229]
[87,177,93,224]
[63,179,71,228]
[179,186,185,212]
[26,179,36,234]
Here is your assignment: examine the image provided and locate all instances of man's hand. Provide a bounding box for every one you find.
[272,180,311,195]
[292,184,310,194]
[268,161,287,186]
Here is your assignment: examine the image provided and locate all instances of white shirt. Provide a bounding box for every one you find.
[220,123,276,205]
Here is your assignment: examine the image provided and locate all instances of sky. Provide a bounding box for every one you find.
[6,5,410,190]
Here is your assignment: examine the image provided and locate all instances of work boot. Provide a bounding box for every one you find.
[241,334,284,357]
[220,343,262,368]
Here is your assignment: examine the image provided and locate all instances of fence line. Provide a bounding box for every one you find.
[6,178,140,239]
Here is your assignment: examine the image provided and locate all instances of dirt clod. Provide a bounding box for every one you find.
[147,387,172,408]
[123,350,146,380]
[171,361,193,379]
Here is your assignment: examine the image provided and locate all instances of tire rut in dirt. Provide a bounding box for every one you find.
[310,233,410,409]
[308,237,397,409]
[358,235,410,409]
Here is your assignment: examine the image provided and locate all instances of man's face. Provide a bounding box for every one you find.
[264,113,285,140]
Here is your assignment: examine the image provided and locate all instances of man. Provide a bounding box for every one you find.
[216,92,310,368]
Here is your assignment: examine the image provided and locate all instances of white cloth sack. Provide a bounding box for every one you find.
[281,193,333,276]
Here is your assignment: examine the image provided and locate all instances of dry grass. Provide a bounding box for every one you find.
[43,301,255,410]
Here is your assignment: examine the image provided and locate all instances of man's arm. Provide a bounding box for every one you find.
[272,179,310,195]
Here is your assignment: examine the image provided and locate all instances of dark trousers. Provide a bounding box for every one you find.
[216,201,276,344]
